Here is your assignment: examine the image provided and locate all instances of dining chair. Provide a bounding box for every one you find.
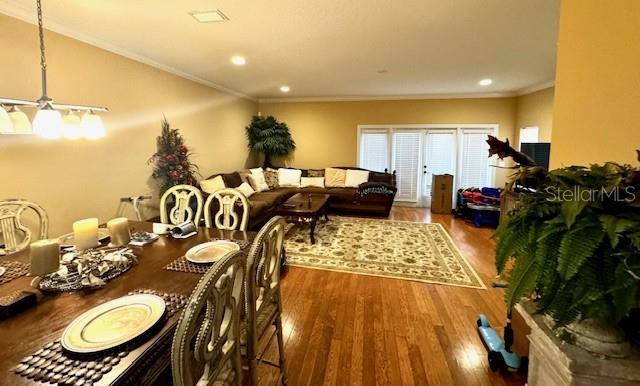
[243,215,288,386]
[0,199,48,255]
[171,250,246,386]
[160,184,203,225]
[204,188,250,231]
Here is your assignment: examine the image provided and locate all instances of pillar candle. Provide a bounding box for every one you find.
[30,239,60,276]
[107,217,131,246]
[73,218,99,250]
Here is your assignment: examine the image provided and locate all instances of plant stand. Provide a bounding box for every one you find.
[515,302,640,386]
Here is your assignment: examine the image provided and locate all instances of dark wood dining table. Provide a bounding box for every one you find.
[0,221,255,385]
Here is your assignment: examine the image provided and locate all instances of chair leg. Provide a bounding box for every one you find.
[275,314,288,386]
[249,358,259,386]
[234,348,243,386]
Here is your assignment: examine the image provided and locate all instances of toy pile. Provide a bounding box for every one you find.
[453,187,502,227]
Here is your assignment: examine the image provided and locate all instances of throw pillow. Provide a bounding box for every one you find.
[250,167,263,175]
[247,173,269,192]
[264,168,279,189]
[300,177,325,188]
[345,169,370,187]
[307,169,325,177]
[325,167,346,187]
[200,175,226,194]
[236,182,255,198]
[278,168,302,187]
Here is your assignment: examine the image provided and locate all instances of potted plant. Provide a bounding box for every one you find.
[148,118,200,194]
[245,115,296,168]
[489,136,640,357]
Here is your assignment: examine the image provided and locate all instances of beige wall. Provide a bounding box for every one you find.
[515,87,555,144]
[551,0,640,168]
[0,14,257,236]
[259,97,518,186]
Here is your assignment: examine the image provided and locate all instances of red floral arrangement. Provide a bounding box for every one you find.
[148,118,200,193]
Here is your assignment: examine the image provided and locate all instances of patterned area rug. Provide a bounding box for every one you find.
[284,216,486,289]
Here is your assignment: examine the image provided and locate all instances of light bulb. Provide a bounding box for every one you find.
[33,108,63,139]
[81,111,106,139]
[0,106,14,134]
[8,106,33,134]
[62,111,82,139]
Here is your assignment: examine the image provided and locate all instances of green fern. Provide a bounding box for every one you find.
[556,223,605,280]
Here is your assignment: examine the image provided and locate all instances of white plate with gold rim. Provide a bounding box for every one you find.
[185,240,240,264]
[61,294,166,354]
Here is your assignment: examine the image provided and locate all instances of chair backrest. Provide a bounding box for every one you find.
[160,185,203,225]
[0,199,48,254]
[244,216,286,331]
[172,250,245,386]
[204,188,249,231]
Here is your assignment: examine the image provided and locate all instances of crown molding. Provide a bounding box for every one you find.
[258,91,519,104]
[516,80,555,96]
[0,6,257,102]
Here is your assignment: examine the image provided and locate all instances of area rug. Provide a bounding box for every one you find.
[284,216,486,289]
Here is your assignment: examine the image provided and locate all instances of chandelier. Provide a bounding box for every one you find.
[0,0,108,139]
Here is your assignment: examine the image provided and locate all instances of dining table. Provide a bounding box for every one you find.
[0,221,255,385]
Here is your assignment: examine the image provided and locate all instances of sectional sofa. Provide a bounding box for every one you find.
[201,167,397,230]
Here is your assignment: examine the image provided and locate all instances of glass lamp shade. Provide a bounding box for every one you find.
[81,111,106,139]
[62,111,82,139]
[33,108,63,139]
[8,106,33,134]
[0,106,14,134]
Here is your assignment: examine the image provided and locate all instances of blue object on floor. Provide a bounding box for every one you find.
[477,314,523,372]
[467,203,500,228]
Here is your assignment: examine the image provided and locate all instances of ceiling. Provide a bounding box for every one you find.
[0,0,560,101]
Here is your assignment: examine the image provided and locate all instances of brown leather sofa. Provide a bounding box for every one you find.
[203,167,397,230]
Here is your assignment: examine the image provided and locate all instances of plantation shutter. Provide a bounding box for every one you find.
[359,130,389,172]
[459,130,492,188]
[424,130,456,197]
[392,131,421,202]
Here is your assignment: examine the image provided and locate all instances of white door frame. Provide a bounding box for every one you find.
[357,124,499,206]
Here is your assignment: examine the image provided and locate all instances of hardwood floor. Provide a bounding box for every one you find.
[258,206,526,386]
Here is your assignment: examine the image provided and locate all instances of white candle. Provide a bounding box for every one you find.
[30,239,60,276]
[73,218,99,250]
[107,217,131,246]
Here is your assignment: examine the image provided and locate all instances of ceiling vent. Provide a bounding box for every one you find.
[190,10,229,23]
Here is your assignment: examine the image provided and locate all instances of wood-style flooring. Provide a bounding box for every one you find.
[258,207,525,386]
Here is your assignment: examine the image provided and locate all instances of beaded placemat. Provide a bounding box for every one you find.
[0,260,30,285]
[164,238,251,274]
[13,288,188,384]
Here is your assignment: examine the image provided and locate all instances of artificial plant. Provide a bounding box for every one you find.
[245,115,296,168]
[490,135,640,327]
[148,118,199,194]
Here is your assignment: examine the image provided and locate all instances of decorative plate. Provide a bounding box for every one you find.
[59,228,111,248]
[185,240,240,264]
[61,294,166,354]
[0,266,5,278]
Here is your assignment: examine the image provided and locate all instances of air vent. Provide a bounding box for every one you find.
[190,10,229,23]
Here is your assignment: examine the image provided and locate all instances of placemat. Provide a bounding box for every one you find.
[0,260,30,285]
[164,238,251,274]
[13,288,188,384]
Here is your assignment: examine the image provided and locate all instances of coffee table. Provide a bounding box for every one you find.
[277,193,330,244]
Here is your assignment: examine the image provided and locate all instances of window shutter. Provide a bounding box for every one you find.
[424,131,456,197]
[393,131,421,202]
[359,130,389,172]
[460,131,492,188]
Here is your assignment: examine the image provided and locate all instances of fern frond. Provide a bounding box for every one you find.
[505,252,540,311]
[557,225,605,280]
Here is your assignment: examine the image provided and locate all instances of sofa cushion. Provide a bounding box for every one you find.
[250,188,295,207]
[327,187,358,201]
[368,171,393,184]
[307,169,325,177]
[278,168,302,187]
[325,167,346,187]
[299,186,329,194]
[345,169,369,187]
[249,200,270,218]
[236,182,255,198]
[221,172,243,188]
[247,172,269,192]
[300,177,325,188]
[200,175,225,194]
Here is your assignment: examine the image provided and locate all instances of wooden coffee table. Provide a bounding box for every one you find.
[277,193,330,244]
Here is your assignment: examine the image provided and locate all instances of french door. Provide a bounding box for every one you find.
[359,125,496,207]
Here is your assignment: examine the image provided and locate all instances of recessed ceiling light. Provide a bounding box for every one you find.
[280,86,290,93]
[190,10,228,23]
[479,78,493,86]
[231,56,246,66]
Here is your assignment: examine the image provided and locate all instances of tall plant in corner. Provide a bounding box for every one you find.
[489,136,640,353]
[148,118,199,194]
[245,115,296,168]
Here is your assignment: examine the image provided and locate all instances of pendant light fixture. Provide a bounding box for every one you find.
[0,0,108,139]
